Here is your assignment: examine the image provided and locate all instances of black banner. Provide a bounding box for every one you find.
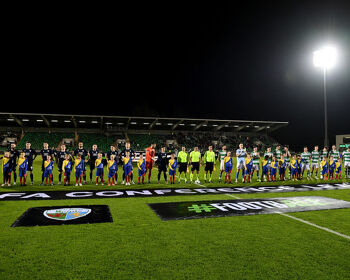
[148,196,350,220]
[0,182,349,201]
[11,205,113,227]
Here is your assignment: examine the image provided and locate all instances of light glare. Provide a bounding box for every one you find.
[313,46,337,69]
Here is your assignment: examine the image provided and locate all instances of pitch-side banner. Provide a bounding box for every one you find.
[0,183,349,201]
[148,196,350,220]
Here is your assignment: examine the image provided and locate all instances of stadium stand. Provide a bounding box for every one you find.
[17,132,74,150]
[76,133,115,151]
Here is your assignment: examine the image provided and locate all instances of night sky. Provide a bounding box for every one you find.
[3,1,350,150]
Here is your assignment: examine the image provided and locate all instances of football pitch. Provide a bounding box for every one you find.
[1,158,350,279]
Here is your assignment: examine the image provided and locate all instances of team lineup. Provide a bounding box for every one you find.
[1,141,350,187]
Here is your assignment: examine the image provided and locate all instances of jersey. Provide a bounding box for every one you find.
[329,150,340,161]
[89,149,100,163]
[311,150,320,164]
[123,157,133,168]
[203,151,215,163]
[291,159,298,170]
[274,149,282,160]
[177,151,188,163]
[301,152,311,164]
[8,149,20,166]
[251,151,260,165]
[56,151,70,165]
[321,150,329,159]
[63,159,72,173]
[120,149,135,161]
[157,152,168,166]
[343,151,350,164]
[2,157,11,170]
[224,156,233,170]
[335,162,341,173]
[145,147,155,162]
[74,148,88,160]
[107,160,118,172]
[22,148,37,163]
[18,158,28,171]
[245,158,253,170]
[137,159,146,172]
[219,150,227,161]
[189,151,201,163]
[107,150,119,161]
[236,149,246,164]
[264,151,273,163]
[41,149,54,162]
[44,160,54,173]
[320,160,329,173]
[329,160,336,172]
[169,159,177,171]
[95,158,104,169]
[74,159,84,170]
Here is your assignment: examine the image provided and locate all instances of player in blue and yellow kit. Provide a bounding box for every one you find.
[1,152,12,186]
[278,154,286,181]
[291,155,298,181]
[269,156,278,182]
[123,151,133,186]
[168,153,177,184]
[107,154,118,186]
[335,158,342,180]
[261,155,270,182]
[320,156,329,180]
[95,153,104,185]
[43,155,54,186]
[62,153,72,186]
[224,151,233,183]
[74,154,84,186]
[244,153,253,183]
[137,154,146,184]
[328,156,336,180]
[18,152,28,186]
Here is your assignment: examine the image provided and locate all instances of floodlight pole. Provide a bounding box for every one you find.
[323,68,328,147]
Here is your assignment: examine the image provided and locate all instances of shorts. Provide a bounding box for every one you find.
[321,170,328,176]
[146,161,153,170]
[96,168,104,177]
[285,162,291,169]
[19,168,27,177]
[3,166,12,175]
[262,166,269,175]
[169,169,176,176]
[220,160,225,171]
[179,163,187,173]
[58,162,63,172]
[158,165,167,172]
[344,162,350,168]
[245,168,252,175]
[124,166,133,176]
[205,162,214,172]
[270,168,277,176]
[292,169,298,175]
[64,171,71,177]
[225,165,233,173]
[138,169,145,177]
[108,170,116,178]
[44,170,52,178]
[253,163,260,171]
[301,163,310,171]
[311,163,319,169]
[75,169,83,177]
[27,162,33,172]
[279,167,286,175]
[236,159,245,170]
[191,162,200,172]
[90,162,96,171]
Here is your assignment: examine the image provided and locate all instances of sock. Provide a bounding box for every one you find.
[236,171,239,180]
[90,172,93,181]
[138,177,141,184]
[96,178,99,184]
[164,173,167,182]
[112,177,115,184]
[30,173,34,183]
[142,175,145,183]
[20,177,22,185]
[228,174,231,183]
[24,175,27,185]
[190,173,193,181]
[158,172,161,181]
[170,176,173,183]
[42,173,44,183]
[209,173,212,181]
[225,174,227,183]
[59,173,62,183]
[64,177,67,184]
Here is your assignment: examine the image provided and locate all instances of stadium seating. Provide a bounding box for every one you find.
[17,132,74,150]
[76,133,115,151]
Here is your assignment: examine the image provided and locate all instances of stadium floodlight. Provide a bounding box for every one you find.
[51,120,58,123]
[266,126,270,129]
[313,45,337,147]
[143,122,150,125]
[117,122,124,125]
[179,123,185,126]
[130,122,137,125]
[105,122,112,125]
[79,120,86,123]
[22,119,29,122]
[7,118,14,121]
[64,120,71,123]
[167,123,173,125]
[91,121,98,124]
[36,119,43,122]
[212,124,218,127]
[156,122,162,125]
[313,46,337,69]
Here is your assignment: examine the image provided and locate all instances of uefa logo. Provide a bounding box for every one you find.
[43,208,91,221]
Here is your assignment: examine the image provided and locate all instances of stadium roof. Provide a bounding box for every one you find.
[0,112,288,133]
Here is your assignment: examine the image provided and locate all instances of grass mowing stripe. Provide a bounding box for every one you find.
[179,176,350,240]
[278,213,350,240]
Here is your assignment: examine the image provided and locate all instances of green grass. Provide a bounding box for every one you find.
[0,158,350,279]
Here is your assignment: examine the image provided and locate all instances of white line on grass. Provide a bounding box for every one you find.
[177,175,350,241]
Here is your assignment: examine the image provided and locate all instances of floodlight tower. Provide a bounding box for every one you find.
[313,46,337,147]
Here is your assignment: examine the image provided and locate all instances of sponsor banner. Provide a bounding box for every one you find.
[11,205,113,227]
[0,182,349,201]
[148,196,350,220]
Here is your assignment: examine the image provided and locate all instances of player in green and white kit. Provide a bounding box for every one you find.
[301,147,312,180]
[274,145,282,160]
[203,145,216,183]
[283,146,291,180]
[321,147,329,160]
[251,147,260,182]
[189,147,201,183]
[342,147,350,178]
[329,145,340,161]
[310,145,320,179]
[218,146,227,182]
[177,146,189,183]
